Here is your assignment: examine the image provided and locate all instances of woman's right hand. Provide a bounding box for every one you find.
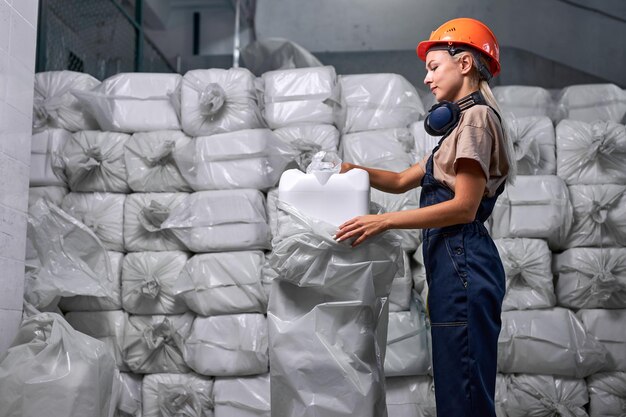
[340,162,354,174]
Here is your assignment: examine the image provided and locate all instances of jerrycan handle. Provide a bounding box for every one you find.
[312,170,334,185]
[306,150,342,186]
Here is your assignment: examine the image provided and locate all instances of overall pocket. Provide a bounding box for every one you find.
[444,232,468,289]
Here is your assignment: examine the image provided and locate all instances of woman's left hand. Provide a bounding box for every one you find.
[334,214,390,247]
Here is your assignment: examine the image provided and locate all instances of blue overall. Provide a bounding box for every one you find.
[420,128,506,417]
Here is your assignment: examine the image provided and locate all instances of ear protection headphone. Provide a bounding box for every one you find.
[423,90,497,136]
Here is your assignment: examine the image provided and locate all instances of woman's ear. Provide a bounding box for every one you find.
[459,53,474,75]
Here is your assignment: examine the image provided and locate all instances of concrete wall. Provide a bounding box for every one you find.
[0,0,37,355]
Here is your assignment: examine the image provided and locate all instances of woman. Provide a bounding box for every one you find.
[334,18,516,417]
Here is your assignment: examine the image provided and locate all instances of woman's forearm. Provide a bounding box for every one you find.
[382,199,476,230]
[342,163,404,193]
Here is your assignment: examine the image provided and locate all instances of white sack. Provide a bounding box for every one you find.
[28,186,68,208]
[501,374,589,417]
[385,376,437,417]
[554,248,626,309]
[556,84,626,123]
[30,129,70,186]
[114,372,142,417]
[60,130,130,193]
[124,130,192,192]
[505,115,557,175]
[142,373,214,417]
[173,129,294,191]
[565,184,626,248]
[73,72,182,132]
[0,313,117,417]
[261,256,278,300]
[122,313,194,374]
[121,251,190,315]
[213,374,271,417]
[337,73,425,133]
[178,251,267,316]
[261,66,336,128]
[410,120,439,162]
[556,120,626,185]
[273,124,340,170]
[62,192,126,252]
[181,67,264,136]
[266,188,279,239]
[411,244,426,293]
[341,128,415,172]
[587,372,626,417]
[495,374,507,417]
[388,252,413,312]
[498,308,608,377]
[371,187,422,252]
[65,310,128,371]
[492,86,555,119]
[33,70,100,132]
[494,238,555,311]
[576,309,626,372]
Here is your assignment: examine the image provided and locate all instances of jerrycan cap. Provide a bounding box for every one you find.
[306,150,342,186]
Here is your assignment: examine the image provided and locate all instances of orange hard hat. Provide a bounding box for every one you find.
[417,17,501,78]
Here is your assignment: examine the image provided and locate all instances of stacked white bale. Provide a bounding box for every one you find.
[576,309,626,372]
[504,115,556,175]
[28,185,68,208]
[114,372,143,417]
[409,120,439,162]
[213,374,271,417]
[142,373,214,417]
[556,84,626,123]
[261,66,337,128]
[181,67,264,136]
[384,376,437,417]
[492,86,555,119]
[29,129,70,187]
[586,372,626,417]
[388,252,413,311]
[411,244,426,294]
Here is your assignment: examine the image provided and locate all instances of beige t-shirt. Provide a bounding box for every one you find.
[418,105,509,197]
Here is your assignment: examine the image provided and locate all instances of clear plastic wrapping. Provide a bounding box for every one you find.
[141,373,214,417]
[340,128,415,172]
[114,372,143,417]
[556,84,626,123]
[371,187,422,252]
[28,185,68,209]
[576,309,626,372]
[273,124,340,170]
[213,374,271,417]
[505,115,557,175]
[384,376,436,417]
[492,86,555,119]
[587,371,626,417]
[30,129,71,187]
[388,251,413,312]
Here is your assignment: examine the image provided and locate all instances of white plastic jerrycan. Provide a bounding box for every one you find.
[278,168,370,227]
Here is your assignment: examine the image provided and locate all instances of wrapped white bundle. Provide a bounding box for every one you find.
[556,120,626,185]
[587,372,626,417]
[33,70,100,132]
[28,186,68,208]
[505,115,557,175]
[73,72,182,132]
[30,129,70,186]
[411,244,426,293]
[58,251,124,311]
[266,188,279,239]
[60,130,130,193]
[565,184,626,248]
[385,376,437,417]
[142,373,214,417]
[261,256,278,300]
[490,175,573,247]
[556,84,626,123]
[173,129,294,191]
[61,192,126,252]
[65,310,128,371]
[181,68,264,136]
[273,124,340,170]
[123,192,188,252]
[262,66,337,128]
[122,313,194,374]
[494,238,555,311]
[114,372,142,417]
[410,120,439,162]
[498,308,608,377]
[577,309,626,371]
[0,313,117,417]
[495,375,507,417]
[341,128,415,172]
[389,252,413,312]
[124,130,192,192]
[338,73,425,133]
[121,251,190,315]
[554,248,626,309]
[178,251,267,316]
[500,374,589,417]
[213,374,271,417]
[371,187,422,252]
[492,86,554,119]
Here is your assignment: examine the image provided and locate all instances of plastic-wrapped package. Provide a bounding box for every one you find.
[114,372,142,417]
[587,372,626,417]
[494,238,555,311]
[241,38,323,76]
[58,252,123,312]
[62,192,126,252]
[495,374,507,417]
[122,313,194,374]
[0,313,117,417]
[181,68,264,136]
[490,175,573,248]
[72,73,182,133]
[142,373,214,417]
[384,294,431,377]
[30,129,70,186]
[60,130,131,193]
[556,84,626,123]
[505,115,557,175]
[124,130,192,192]
[385,376,437,417]
[576,309,626,371]
[500,374,589,417]
[184,314,269,377]
[261,66,337,128]
[337,73,425,133]
[411,244,426,294]
[267,201,403,417]
[554,248,626,309]
[371,187,422,252]
[33,70,100,132]
[121,251,190,315]
[498,308,608,377]
[564,184,626,248]
[273,124,340,170]
[261,255,278,300]
[178,251,267,316]
[28,186,68,208]
[65,310,128,371]
[213,374,271,417]
[341,128,415,172]
[173,129,294,191]
[389,252,413,312]
[266,188,279,239]
[492,86,555,119]
[556,120,626,185]
[410,120,439,162]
